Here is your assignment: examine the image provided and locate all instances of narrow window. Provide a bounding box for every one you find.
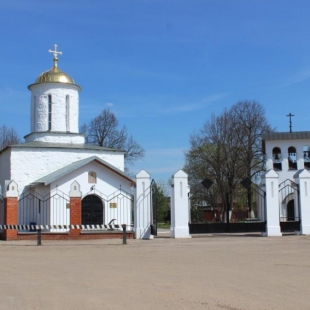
[48,94,52,130]
[66,95,70,131]
[272,147,282,170]
[32,96,36,132]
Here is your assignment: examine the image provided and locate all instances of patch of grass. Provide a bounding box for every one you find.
[157,223,171,229]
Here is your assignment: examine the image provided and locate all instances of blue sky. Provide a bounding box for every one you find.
[1,1,310,183]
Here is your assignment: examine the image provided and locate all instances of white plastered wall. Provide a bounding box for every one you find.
[9,147,125,196]
[29,83,80,133]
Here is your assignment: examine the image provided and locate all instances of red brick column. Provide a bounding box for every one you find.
[70,197,82,237]
[4,197,18,240]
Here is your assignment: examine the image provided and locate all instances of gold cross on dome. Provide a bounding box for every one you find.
[48,44,63,59]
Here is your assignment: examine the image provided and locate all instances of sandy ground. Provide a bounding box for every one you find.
[0,233,310,310]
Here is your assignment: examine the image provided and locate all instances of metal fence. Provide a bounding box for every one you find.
[189,178,266,234]
[18,188,70,232]
[18,186,134,233]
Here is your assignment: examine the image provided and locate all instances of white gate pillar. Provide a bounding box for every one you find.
[263,169,281,236]
[295,169,310,235]
[170,170,191,238]
[134,170,152,239]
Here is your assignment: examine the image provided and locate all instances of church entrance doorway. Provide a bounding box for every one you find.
[287,200,295,221]
[279,179,300,233]
[82,195,104,225]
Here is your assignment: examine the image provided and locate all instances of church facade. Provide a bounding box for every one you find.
[0,45,135,240]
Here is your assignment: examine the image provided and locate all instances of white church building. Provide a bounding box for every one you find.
[0,45,136,240]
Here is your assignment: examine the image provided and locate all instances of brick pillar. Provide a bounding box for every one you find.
[4,181,19,241]
[4,198,18,240]
[69,181,82,237]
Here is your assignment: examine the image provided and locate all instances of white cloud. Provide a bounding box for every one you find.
[106,102,114,107]
[276,70,310,89]
[158,93,228,115]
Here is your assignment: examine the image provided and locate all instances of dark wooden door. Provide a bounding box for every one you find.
[82,195,104,225]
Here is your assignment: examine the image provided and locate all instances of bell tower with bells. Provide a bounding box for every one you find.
[262,113,310,182]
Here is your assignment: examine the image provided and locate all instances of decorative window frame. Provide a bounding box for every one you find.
[88,171,97,184]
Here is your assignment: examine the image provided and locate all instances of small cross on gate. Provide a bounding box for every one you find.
[48,44,62,59]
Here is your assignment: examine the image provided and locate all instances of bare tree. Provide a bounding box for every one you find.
[185,110,241,211]
[230,101,274,181]
[0,125,20,151]
[81,109,145,167]
[185,100,273,215]
[123,135,145,165]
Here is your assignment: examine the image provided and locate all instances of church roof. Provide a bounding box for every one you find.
[30,156,135,186]
[262,131,310,141]
[3,142,124,153]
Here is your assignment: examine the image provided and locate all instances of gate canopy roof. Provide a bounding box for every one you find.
[30,156,135,186]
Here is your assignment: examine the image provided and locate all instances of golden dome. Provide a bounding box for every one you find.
[28,45,81,90]
[35,66,75,84]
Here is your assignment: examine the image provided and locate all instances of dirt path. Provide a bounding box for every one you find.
[0,235,309,310]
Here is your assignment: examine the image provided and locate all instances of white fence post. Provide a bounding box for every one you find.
[170,170,191,238]
[134,170,152,239]
[296,169,310,235]
[263,169,281,236]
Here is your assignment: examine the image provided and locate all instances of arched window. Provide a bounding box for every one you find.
[272,147,282,170]
[303,146,310,169]
[88,171,97,184]
[288,146,297,170]
[48,94,52,130]
[66,95,70,132]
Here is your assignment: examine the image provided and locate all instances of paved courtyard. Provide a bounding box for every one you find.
[0,234,309,310]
